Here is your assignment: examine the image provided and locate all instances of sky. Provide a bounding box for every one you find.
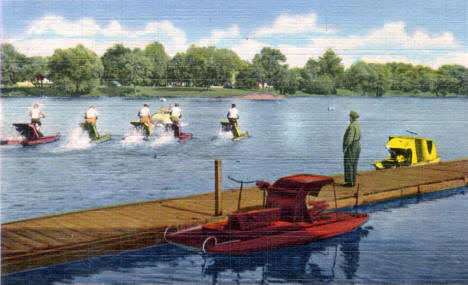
[2,0,468,68]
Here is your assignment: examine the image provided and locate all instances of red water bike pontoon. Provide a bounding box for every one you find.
[171,123,192,142]
[1,123,59,146]
[166,174,368,254]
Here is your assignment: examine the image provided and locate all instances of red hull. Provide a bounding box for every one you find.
[167,212,368,254]
[1,134,59,146]
[178,133,192,142]
[22,134,60,145]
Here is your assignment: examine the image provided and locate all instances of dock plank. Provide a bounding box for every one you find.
[2,158,468,274]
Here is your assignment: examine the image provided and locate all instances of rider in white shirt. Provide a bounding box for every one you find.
[227,103,240,136]
[138,104,152,125]
[29,102,45,130]
[170,102,182,123]
[227,104,239,121]
[85,105,99,125]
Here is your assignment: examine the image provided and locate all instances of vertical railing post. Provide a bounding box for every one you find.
[214,159,222,216]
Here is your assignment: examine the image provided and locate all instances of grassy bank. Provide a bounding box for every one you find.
[1,86,460,98]
[1,86,280,98]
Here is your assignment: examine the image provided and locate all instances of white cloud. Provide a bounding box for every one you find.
[9,38,112,57]
[8,15,467,69]
[196,25,241,47]
[276,21,463,68]
[13,15,188,57]
[311,22,457,51]
[252,13,335,37]
[429,52,468,68]
[27,15,100,37]
[230,39,268,61]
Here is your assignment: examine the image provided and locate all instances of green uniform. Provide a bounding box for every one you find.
[343,120,361,185]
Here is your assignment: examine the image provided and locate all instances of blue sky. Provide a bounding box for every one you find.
[2,0,467,67]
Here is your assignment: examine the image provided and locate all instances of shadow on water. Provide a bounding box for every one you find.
[3,187,466,285]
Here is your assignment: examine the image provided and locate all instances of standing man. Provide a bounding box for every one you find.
[29,102,45,132]
[342,110,361,187]
[227,103,240,137]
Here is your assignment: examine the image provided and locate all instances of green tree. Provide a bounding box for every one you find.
[101,43,131,84]
[212,48,243,85]
[369,63,391,96]
[167,52,190,86]
[437,64,466,94]
[303,49,344,94]
[143,42,170,86]
[252,47,286,88]
[272,67,300,95]
[23,56,49,86]
[344,61,378,95]
[184,45,216,87]
[235,63,262,89]
[318,49,344,79]
[1,43,27,86]
[48,44,103,94]
[119,50,153,87]
[303,75,335,95]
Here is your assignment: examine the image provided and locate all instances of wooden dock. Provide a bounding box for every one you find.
[2,159,468,274]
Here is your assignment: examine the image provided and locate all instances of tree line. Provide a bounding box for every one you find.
[2,42,467,96]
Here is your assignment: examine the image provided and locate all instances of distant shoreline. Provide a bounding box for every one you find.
[0,86,461,98]
[233,93,286,100]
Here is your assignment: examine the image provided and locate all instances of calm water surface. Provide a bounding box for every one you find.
[1,95,468,283]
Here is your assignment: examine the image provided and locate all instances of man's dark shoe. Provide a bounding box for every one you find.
[342,183,353,187]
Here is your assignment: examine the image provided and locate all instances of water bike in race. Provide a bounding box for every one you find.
[151,108,173,128]
[151,109,192,142]
[130,121,153,138]
[1,123,59,146]
[220,120,249,141]
[79,122,111,143]
[372,135,440,170]
[169,116,192,142]
[165,174,368,254]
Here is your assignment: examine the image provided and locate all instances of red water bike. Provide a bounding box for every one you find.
[166,174,368,254]
[1,123,59,146]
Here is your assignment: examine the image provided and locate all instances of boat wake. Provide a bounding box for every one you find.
[65,128,92,150]
[121,128,146,146]
[1,132,24,142]
[151,130,177,148]
[216,127,234,139]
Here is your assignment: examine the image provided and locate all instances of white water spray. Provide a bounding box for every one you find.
[66,127,92,150]
[121,128,146,146]
[217,126,234,139]
[151,129,176,148]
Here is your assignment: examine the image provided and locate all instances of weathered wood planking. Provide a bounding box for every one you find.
[2,159,468,274]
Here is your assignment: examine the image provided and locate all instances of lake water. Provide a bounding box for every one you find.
[1,95,468,283]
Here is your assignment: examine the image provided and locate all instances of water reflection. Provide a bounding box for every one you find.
[3,228,370,285]
[202,227,370,284]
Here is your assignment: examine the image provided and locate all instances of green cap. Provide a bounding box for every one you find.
[349,110,359,118]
